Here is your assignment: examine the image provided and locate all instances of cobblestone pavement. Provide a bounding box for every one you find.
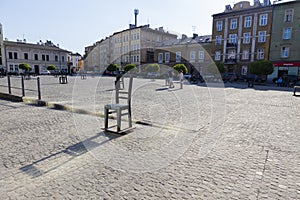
[0,76,299,199]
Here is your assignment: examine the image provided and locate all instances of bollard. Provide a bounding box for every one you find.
[37,77,41,100]
[8,76,11,94]
[21,76,25,97]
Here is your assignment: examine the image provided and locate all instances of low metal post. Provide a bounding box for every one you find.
[8,76,11,94]
[21,76,25,97]
[37,77,41,100]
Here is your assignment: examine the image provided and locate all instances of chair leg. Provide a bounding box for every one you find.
[104,107,109,130]
[128,109,132,128]
[117,109,121,132]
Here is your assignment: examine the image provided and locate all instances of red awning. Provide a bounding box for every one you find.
[273,61,300,67]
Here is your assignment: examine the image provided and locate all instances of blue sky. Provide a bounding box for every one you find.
[1,0,235,55]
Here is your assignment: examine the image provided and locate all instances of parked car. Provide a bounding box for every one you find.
[40,70,51,75]
[201,73,215,82]
[222,72,238,82]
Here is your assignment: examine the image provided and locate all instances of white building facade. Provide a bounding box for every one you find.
[4,40,70,74]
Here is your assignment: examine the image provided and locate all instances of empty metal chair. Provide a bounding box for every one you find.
[104,76,134,133]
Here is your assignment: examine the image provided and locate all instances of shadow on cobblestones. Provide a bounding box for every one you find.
[19,132,120,178]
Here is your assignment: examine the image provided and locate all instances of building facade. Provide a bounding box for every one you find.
[269,0,300,80]
[154,34,212,76]
[212,0,272,76]
[4,40,70,74]
[84,24,178,73]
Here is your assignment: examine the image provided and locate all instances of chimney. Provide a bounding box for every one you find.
[134,9,139,27]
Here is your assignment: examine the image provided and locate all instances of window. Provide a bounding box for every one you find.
[15,65,19,72]
[158,53,163,63]
[165,52,170,63]
[8,52,13,59]
[14,52,18,59]
[9,65,13,71]
[281,46,289,58]
[241,66,248,75]
[42,54,45,61]
[24,53,28,60]
[199,51,204,61]
[258,31,266,42]
[62,56,65,62]
[46,55,49,61]
[259,14,268,26]
[229,34,237,44]
[216,21,222,31]
[230,18,237,29]
[241,50,250,60]
[34,54,38,60]
[285,9,293,22]
[215,51,221,61]
[216,35,222,45]
[228,49,236,59]
[176,52,181,63]
[257,49,264,60]
[283,28,291,40]
[190,51,196,62]
[55,55,58,62]
[243,32,251,44]
[244,16,252,28]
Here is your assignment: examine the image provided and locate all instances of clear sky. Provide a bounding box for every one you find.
[1,0,237,55]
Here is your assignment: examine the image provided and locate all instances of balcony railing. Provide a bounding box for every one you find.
[226,43,237,48]
[224,58,237,64]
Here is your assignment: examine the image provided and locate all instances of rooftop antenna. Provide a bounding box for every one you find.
[134,9,139,27]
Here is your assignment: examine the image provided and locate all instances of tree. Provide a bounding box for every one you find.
[123,64,136,72]
[106,63,119,72]
[250,60,274,75]
[19,63,31,72]
[206,62,225,74]
[173,64,188,74]
[146,63,160,73]
[47,65,56,71]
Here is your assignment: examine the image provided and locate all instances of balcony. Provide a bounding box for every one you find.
[226,43,237,48]
[224,58,237,64]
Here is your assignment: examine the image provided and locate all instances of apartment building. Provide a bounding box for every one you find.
[269,0,300,80]
[154,34,212,76]
[4,40,70,74]
[212,0,272,76]
[84,24,178,73]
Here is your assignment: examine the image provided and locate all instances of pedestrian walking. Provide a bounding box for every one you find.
[168,70,174,88]
[179,70,184,89]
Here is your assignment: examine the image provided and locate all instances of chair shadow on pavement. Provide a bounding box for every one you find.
[19,131,121,178]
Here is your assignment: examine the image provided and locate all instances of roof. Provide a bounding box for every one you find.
[3,40,71,53]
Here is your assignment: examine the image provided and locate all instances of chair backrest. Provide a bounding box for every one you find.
[115,76,133,105]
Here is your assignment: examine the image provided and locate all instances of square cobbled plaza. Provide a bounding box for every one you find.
[0,75,299,199]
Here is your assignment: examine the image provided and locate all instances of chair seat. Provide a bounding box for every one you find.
[105,103,129,110]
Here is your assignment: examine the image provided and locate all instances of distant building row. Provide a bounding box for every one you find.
[84,0,300,80]
[212,0,300,80]
[0,24,83,75]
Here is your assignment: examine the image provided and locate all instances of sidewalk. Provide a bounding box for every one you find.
[0,75,299,199]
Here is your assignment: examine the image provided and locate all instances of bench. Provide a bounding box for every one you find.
[293,86,300,96]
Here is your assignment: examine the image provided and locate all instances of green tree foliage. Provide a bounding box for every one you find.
[123,64,136,72]
[107,63,119,72]
[250,60,274,75]
[173,64,188,74]
[19,63,31,71]
[47,65,56,71]
[206,62,225,74]
[146,63,160,73]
